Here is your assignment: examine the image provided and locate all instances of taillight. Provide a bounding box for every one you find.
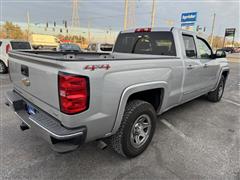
[6,44,11,54]
[135,28,151,33]
[58,72,89,115]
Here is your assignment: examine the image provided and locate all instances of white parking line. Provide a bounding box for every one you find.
[222,98,240,107]
[160,119,188,139]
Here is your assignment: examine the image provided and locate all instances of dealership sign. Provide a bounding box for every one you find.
[181,23,195,31]
[225,28,236,37]
[181,12,197,31]
[223,28,236,47]
[181,12,197,22]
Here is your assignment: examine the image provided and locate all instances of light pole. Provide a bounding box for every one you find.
[210,13,216,47]
[151,0,156,28]
[27,11,30,41]
[124,0,128,30]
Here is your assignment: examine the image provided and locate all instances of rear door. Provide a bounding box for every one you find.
[195,37,219,90]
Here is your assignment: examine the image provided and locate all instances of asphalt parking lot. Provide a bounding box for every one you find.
[0,58,239,180]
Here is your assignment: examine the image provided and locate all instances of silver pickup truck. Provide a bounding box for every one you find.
[6,27,229,158]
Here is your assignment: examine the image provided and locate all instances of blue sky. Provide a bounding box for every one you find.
[1,0,239,40]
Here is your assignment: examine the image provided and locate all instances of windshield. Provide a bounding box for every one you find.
[114,32,176,56]
[10,41,31,50]
[100,44,113,51]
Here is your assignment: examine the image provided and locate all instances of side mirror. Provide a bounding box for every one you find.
[215,49,226,58]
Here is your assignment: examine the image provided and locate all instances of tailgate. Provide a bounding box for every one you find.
[8,52,63,110]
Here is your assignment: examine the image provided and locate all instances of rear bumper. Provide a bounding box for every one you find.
[5,90,87,152]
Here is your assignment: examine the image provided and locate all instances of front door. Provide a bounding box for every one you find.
[196,37,220,91]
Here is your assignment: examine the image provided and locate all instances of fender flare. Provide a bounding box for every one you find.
[211,67,230,91]
[110,81,168,134]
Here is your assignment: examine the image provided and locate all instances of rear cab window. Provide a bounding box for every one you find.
[114,31,176,56]
[10,41,31,50]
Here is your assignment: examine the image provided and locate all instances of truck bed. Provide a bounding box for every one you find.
[10,50,179,62]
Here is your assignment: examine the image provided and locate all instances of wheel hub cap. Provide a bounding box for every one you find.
[130,114,151,148]
[218,81,224,98]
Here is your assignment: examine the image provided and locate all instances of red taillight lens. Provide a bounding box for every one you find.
[58,72,89,115]
[6,44,11,54]
[135,28,151,33]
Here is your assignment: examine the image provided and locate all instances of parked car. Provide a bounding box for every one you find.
[233,47,240,53]
[87,43,113,53]
[6,27,229,158]
[57,43,81,52]
[0,39,32,73]
[30,34,60,50]
[219,47,234,54]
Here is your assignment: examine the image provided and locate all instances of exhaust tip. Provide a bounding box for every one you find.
[97,140,108,150]
[20,122,29,131]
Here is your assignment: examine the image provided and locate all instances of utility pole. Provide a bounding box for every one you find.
[88,17,91,43]
[127,0,136,28]
[71,0,80,28]
[124,0,128,30]
[210,13,216,47]
[27,11,30,41]
[151,0,156,28]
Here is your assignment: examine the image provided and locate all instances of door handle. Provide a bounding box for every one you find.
[203,64,208,68]
[187,64,194,70]
[21,65,29,77]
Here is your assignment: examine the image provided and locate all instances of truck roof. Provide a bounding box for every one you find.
[120,27,206,39]
[121,27,174,33]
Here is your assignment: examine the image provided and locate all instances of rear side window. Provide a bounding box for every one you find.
[0,41,2,47]
[10,42,31,50]
[114,32,176,56]
[182,34,197,58]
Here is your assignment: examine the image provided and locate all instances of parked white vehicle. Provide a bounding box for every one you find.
[0,39,32,73]
[86,43,113,53]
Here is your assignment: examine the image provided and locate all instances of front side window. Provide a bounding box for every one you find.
[0,41,2,47]
[197,37,212,59]
[182,34,197,58]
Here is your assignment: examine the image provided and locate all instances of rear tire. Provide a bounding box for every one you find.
[109,100,156,158]
[0,60,7,74]
[207,75,225,102]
